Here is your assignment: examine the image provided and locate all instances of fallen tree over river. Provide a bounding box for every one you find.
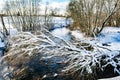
[0,29,120,80]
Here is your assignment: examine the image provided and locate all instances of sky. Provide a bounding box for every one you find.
[0,0,5,11]
[0,0,70,15]
[41,0,70,15]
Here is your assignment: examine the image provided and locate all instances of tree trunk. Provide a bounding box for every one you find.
[98,2,120,34]
[0,16,9,36]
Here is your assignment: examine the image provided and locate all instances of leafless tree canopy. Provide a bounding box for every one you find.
[68,0,120,36]
[2,0,54,32]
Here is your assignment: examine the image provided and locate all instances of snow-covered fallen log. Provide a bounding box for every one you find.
[0,30,120,80]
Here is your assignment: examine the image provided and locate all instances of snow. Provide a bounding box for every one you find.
[51,26,120,78]
[52,17,68,25]
[9,28,18,36]
[53,73,58,77]
[0,41,4,57]
[0,24,18,56]
[0,32,5,54]
[0,23,18,36]
[42,75,47,79]
[0,23,5,56]
[71,30,84,39]
[51,27,71,40]
[51,26,120,51]
[101,27,120,33]
[0,29,18,48]
[0,42,4,48]
[96,27,120,50]
[99,76,120,80]
[0,22,120,80]
[51,27,69,36]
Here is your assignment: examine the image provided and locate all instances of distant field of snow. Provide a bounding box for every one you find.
[52,17,73,26]
[98,32,120,43]
[101,27,120,33]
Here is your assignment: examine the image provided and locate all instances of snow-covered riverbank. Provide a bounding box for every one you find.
[0,25,120,80]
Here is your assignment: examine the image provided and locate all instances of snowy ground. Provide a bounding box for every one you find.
[51,26,120,51]
[96,27,120,51]
[99,76,120,80]
[51,27,84,40]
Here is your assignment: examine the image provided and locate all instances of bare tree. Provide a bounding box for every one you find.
[98,0,120,33]
[44,2,53,29]
[68,0,120,36]
[108,0,120,27]
[3,0,41,32]
[0,15,9,36]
